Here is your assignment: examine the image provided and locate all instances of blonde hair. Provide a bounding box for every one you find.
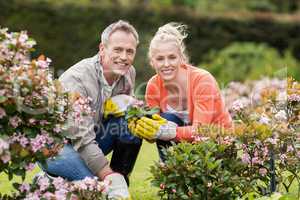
[101,20,139,45]
[149,22,189,63]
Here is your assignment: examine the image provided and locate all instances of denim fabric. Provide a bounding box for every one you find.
[156,112,184,162]
[40,116,141,181]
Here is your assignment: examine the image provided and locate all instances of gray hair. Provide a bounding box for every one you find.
[101,20,139,45]
[149,22,189,63]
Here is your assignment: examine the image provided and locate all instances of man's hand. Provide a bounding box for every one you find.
[128,114,177,141]
[103,94,136,119]
[104,173,131,200]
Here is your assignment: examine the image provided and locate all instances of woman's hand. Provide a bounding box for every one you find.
[128,114,177,141]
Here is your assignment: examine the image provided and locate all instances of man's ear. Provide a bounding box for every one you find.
[99,43,105,55]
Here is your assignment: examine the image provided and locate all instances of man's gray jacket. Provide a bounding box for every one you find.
[59,53,135,175]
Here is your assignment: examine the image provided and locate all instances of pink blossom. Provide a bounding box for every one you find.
[9,116,22,128]
[0,138,9,153]
[25,192,40,200]
[297,151,300,158]
[252,157,263,165]
[0,107,6,119]
[53,125,62,133]
[19,183,30,193]
[266,138,278,145]
[25,163,35,171]
[30,134,49,152]
[274,110,287,121]
[280,154,287,163]
[54,189,68,199]
[1,153,11,163]
[52,177,66,190]
[29,118,37,125]
[172,189,177,193]
[18,32,28,44]
[288,94,300,102]
[258,115,271,125]
[39,120,50,126]
[241,152,251,164]
[259,168,268,176]
[37,176,50,191]
[42,192,55,200]
[231,98,249,112]
[160,183,165,189]
[287,145,294,153]
[19,136,29,148]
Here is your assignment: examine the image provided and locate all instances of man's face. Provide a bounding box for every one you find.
[100,30,137,77]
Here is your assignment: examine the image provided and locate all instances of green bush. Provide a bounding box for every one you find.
[150,141,251,200]
[200,42,299,85]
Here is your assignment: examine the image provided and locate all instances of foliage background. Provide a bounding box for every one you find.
[0,0,299,89]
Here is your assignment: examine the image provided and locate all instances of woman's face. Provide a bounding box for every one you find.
[150,41,183,82]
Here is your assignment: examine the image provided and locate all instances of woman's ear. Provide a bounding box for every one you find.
[149,59,155,69]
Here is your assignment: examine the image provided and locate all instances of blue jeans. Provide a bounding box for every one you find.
[40,116,142,182]
[156,113,185,162]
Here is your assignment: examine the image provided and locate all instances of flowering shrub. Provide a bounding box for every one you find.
[0,174,108,200]
[151,77,300,199]
[0,27,108,199]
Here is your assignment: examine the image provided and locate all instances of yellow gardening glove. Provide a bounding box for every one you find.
[128,117,155,143]
[103,95,136,119]
[128,114,177,141]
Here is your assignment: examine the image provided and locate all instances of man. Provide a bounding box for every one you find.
[41,20,141,199]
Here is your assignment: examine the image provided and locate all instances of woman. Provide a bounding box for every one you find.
[129,23,232,160]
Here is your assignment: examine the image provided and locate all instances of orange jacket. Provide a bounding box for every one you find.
[145,64,232,141]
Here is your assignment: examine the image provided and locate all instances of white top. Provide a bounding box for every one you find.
[166,104,190,124]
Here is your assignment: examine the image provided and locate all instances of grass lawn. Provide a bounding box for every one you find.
[0,142,160,199]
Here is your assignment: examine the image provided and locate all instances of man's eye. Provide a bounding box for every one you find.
[127,50,134,55]
[114,48,122,53]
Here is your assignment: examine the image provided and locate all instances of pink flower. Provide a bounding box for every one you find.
[231,99,249,112]
[259,168,268,176]
[52,177,66,190]
[160,183,165,189]
[252,157,263,165]
[19,183,30,193]
[172,189,177,193]
[29,118,37,125]
[258,115,271,125]
[287,145,294,153]
[1,153,11,163]
[280,154,287,163]
[288,94,300,102]
[25,163,35,171]
[241,152,251,164]
[9,116,22,128]
[37,176,50,191]
[274,110,287,121]
[0,107,6,119]
[18,32,28,44]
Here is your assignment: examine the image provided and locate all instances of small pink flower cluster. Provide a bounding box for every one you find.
[72,96,94,124]
[16,175,108,200]
[0,138,10,163]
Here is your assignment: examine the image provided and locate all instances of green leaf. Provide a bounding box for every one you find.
[0,96,7,103]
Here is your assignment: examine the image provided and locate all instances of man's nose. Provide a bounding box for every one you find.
[120,51,127,60]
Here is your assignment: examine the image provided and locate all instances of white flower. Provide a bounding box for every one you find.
[258,115,271,125]
[274,110,287,121]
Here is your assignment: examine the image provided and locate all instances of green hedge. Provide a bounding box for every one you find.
[200,42,299,85]
[1,0,299,85]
